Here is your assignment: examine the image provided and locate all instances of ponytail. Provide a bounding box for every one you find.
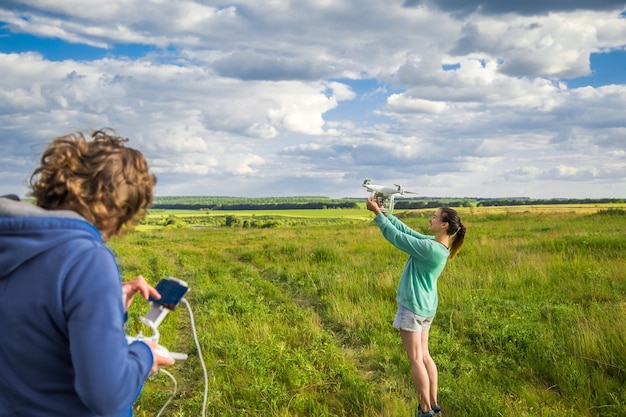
[440,207,466,259]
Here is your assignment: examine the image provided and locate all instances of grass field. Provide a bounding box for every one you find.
[112,204,626,417]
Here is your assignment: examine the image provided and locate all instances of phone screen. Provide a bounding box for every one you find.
[149,278,189,310]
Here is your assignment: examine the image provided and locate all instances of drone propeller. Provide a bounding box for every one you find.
[393,183,418,196]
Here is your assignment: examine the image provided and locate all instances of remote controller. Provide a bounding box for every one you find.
[125,278,190,363]
[145,278,189,327]
[126,336,188,361]
[154,344,188,361]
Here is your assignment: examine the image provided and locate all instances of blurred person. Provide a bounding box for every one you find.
[366,197,466,417]
[0,129,173,417]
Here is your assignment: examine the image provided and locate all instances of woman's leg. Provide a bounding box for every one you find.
[421,329,438,408]
[400,329,431,413]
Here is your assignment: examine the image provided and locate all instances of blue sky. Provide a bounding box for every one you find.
[0,1,625,199]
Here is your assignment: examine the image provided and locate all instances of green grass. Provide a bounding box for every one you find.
[111,206,626,417]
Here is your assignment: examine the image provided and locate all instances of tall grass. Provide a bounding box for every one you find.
[111,207,626,417]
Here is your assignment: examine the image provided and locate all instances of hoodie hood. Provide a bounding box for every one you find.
[0,197,101,280]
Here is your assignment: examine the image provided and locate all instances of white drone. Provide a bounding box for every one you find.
[363,178,417,213]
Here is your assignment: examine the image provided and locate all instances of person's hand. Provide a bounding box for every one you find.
[122,275,160,311]
[366,196,382,215]
[143,339,175,375]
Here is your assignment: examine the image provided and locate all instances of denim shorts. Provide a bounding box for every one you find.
[393,304,434,332]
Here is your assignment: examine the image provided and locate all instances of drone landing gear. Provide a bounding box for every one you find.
[374,195,396,213]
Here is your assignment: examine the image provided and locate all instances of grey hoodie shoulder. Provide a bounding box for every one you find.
[0,197,101,280]
[0,196,85,220]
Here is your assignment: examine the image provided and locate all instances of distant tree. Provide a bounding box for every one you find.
[224,215,240,227]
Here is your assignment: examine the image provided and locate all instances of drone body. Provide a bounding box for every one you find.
[362,179,417,213]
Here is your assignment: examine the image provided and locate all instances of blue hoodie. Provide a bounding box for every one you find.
[0,197,153,417]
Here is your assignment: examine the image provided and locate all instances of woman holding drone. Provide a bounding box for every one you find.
[366,196,466,417]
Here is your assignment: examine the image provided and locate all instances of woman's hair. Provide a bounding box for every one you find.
[440,207,466,259]
[29,128,156,239]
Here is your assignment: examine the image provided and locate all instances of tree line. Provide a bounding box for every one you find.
[150,196,624,211]
[151,202,359,210]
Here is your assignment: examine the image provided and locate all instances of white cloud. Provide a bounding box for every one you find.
[0,1,625,199]
[386,94,448,114]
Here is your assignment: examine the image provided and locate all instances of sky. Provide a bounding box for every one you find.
[0,1,625,200]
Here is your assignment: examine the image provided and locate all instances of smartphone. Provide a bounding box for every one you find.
[149,277,189,311]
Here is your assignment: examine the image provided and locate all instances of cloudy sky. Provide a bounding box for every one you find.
[1,1,625,199]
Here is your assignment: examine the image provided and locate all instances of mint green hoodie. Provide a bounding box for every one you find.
[374,213,449,317]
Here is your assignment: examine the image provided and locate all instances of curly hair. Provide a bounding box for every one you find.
[29,128,156,239]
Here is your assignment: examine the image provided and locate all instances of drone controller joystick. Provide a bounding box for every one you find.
[155,344,188,361]
[126,334,188,362]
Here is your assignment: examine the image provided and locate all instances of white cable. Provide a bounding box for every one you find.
[182,298,209,417]
[154,369,177,417]
[142,297,208,417]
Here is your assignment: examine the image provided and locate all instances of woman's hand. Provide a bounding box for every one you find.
[121,275,161,311]
[366,196,382,215]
